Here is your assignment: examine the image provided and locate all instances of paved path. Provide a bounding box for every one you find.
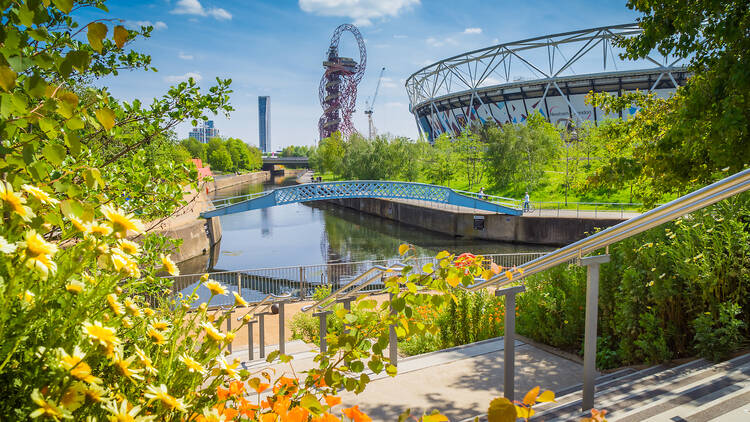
[389,198,640,220]
[230,337,586,421]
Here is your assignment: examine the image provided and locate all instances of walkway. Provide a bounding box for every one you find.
[228,337,585,420]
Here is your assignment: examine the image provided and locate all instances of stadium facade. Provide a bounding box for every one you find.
[405,24,689,141]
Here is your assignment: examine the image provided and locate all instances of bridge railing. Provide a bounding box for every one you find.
[166,252,548,308]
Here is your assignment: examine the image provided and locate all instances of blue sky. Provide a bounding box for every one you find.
[79,0,640,150]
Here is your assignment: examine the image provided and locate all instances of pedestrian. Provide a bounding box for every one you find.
[523,191,530,212]
[478,187,485,199]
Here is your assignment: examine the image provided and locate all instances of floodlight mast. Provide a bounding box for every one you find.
[364,67,385,140]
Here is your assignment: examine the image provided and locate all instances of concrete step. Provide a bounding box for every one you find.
[534,352,750,421]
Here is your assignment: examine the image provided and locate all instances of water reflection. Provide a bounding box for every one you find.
[209,174,550,272]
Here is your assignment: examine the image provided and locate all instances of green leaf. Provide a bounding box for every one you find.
[113,25,128,48]
[64,132,81,156]
[422,413,449,422]
[24,74,47,98]
[300,394,323,414]
[42,144,66,166]
[94,108,115,130]
[487,397,516,422]
[87,22,108,53]
[66,117,85,130]
[349,360,364,372]
[265,350,279,363]
[385,364,398,377]
[0,66,17,91]
[52,0,73,13]
[422,262,434,273]
[367,358,383,373]
[436,250,450,260]
[398,409,412,422]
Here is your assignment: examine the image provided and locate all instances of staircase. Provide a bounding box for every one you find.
[531,352,750,421]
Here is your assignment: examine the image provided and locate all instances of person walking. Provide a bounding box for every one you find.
[523,191,530,212]
[478,187,485,199]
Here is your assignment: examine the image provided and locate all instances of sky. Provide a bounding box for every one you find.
[79,0,641,150]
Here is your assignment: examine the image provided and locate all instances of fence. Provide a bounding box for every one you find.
[167,252,547,308]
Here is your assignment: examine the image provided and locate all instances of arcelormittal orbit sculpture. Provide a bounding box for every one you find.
[318,24,366,141]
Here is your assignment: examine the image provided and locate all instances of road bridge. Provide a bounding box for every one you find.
[261,156,309,167]
[201,181,522,218]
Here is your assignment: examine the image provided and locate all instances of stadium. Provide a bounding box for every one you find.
[405,23,689,141]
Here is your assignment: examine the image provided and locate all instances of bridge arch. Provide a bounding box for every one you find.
[201,181,521,218]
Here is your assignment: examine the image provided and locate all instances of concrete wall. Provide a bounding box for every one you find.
[319,197,624,246]
[210,171,270,192]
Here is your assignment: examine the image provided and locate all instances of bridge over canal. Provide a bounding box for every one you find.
[201,180,522,218]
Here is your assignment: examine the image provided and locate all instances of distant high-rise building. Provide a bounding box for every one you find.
[188,120,220,143]
[258,96,270,153]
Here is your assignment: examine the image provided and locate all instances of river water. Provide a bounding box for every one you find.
[209,175,551,272]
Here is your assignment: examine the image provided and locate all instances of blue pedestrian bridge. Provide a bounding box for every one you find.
[201,181,522,218]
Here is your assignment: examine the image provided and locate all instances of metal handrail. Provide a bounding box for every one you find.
[469,168,750,291]
[301,263,406,313]
[236,292,292,321]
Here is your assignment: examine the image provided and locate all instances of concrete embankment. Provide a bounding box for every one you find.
[315,197,625,246]
[209,171,270,192]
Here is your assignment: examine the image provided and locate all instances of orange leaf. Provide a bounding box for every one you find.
[286,406,310,422]
[342,405,372,422]
[312,413,341,422]
[216,387,230,401]
[260,413,277,422]
[505,270,514,281]
[324,396,342,407]
[446,275,461,287]
[491,262,502,274]
[254,383,270,394]
[398,244,409,255]
[537,390,555,403]
[522,386,540,405]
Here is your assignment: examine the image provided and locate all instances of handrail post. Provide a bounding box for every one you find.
[495,285,525,402]
[389,292,398,368]
[236,273,241,298]
[278,300,286,356]
[226,310,233,353]
[337,297,355,333]
[579,254,610,411]
[314,310,332,353]
[247,319,257,361]
[258,312,267,359]
[299,266,306,299]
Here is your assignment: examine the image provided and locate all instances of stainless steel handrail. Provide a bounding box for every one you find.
[236,292,292,321]
[468,168,750,291]
[301,263,406,312]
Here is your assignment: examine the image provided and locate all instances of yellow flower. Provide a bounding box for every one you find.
[118,239,140,256]
[122,316,133,328]
[134,346,158,376]
[147,326,166,345]
[0,181,35,221]
[124,298,141,317]
[65,279,85,294]
[103,399,155,422]
[160,254,179,276]
[112,351,144,381]
[22,184,60,205]
[143,307,155,317]
[111,248,140,278]
[59,382,86,411]
[151,320,170,331]
[201,322,225,342]
[203,280,227,296]
[19,230,58,279]
[233,292,249,307]
[107,294,125,316]
[101,204,145,238]
[83,321,120,349]
[87,221,113,236]
[178,353,206,374]
[29,389,69,419]
[144,384,186,412]
[0,236,17,254]
[84,383,107,403]
[19,290,35,306]
[67,214,91,233]
[59,346,101,384]
[217,356,240,380]
[224,331,236,343]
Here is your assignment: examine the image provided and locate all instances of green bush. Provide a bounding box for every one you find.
[290,312,319,344]
[693,302,746,361]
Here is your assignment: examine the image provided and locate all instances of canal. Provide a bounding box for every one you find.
[209,174,551,272]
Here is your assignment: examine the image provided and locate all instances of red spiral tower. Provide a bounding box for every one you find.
[318,24,367,141]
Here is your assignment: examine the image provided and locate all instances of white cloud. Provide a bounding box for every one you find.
[380,77,397,89]
[393,34,408,39]
[426,37,456,47]
[126,20,168,30]
[164,72,202,83]
[299,0,420,26]
[171,0,232,20]
[464,27,482,34]
[384,102,406,108]
[178,52,194,60]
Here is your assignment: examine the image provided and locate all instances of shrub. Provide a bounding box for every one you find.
[290,312,319,344]
[693,302,746,361]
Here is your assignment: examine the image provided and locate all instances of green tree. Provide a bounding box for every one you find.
[590,0,750,204]
[422,134,457,186]
[226,138,252,170]
[208,145,233,172]
[181,137,206,161]
[454,131,485,190]
[316,131,346,175]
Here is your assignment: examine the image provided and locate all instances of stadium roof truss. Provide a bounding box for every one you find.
[405,23,688,138]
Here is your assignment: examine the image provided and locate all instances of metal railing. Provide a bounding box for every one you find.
[167,252,548,308]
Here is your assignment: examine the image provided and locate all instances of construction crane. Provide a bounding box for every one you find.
[364,67,385,140]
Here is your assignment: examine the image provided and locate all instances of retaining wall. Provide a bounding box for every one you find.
[318,197,624,246]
